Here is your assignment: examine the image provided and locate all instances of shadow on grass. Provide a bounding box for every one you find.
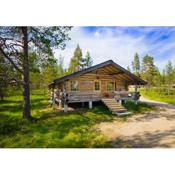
[0,100,22,104]
[37,106,114,127]
[1,97,159,148]
[0,116,24,135]
[0,100,154,138]
[0,105,23,113]
[0,97,48,114]
[0,111,113,148]
[0,99,114,147]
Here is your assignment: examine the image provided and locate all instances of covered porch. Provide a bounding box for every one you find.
[66,90,140,103]
[55,90,140,112]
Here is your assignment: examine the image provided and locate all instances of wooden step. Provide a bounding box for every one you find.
[103,102,121,105]
[116,112,132,116]
[109,105,125,108]
[110,108,125,110]
[102,99,116,101]
[105,104,123,107]
[101,98,128,115]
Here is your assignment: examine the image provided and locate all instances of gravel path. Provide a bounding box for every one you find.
[98,97,175,148]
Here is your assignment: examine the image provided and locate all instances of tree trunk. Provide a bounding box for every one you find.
[21,27,31,120]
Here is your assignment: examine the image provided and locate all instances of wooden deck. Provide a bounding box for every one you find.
[67,91,135,103]
[57,91,135,114]
[62,91,139,105]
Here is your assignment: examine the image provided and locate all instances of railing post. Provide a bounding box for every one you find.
[59,100,62,109]
[135,84,138,92]
[64,103,68,112]
[61,91,68,112]
[89,101,92,109]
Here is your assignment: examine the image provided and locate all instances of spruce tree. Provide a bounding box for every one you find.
[68,44,84,73]
[132,53,140,77]
[57,55,64,77]
[84,51,93,68]
[141,55,158,87]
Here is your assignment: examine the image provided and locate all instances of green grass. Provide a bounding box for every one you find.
[123,100,156,114]
[0,91,156,148]
[0,92,114,148]
[141,89,175,105]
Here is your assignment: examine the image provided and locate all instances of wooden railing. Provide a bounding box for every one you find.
[113,91,140,101]
[67,91,101,103]
[57,91,141,104]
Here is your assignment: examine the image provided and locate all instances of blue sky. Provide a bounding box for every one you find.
[55,26,175,71]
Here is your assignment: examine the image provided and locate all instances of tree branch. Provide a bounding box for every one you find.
[0,36,22,44]
[0,47,23,74]
[10,77,24,85]
[9,43,24,48]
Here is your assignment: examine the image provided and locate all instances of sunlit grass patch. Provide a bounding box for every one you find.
[141,89,175,105]
[123,100,156,114]
[0,92,113,148]
[0,90,158,148]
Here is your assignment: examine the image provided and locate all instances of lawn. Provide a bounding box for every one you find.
[123,100,156,114]
[0,91,155,148]
[141,89,175,105]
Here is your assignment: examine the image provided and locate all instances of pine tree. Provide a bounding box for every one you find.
[41,56,60,88]
[84,51,93,68]
[0,55,9,101]
[68,57,78,73]
[165,61,174,95]
[57,55,64,77]
[68,44,84,73]
[153,67,162,88]
[0,54,21,100]
[141,55,158,87]
[132,53,140,77]
[0,26,72,120]
[162,69,166,85]
[127,66,131,72]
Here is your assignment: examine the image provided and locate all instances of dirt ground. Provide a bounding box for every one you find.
[97,97,175,148]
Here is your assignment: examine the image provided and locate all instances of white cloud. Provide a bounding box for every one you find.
[54,27,175,71]
[94,31,100,37]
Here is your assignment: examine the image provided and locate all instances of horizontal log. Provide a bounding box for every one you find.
[68,99,101,103]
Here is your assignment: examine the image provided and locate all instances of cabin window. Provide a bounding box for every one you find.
[70,80,79,91]
[107,82,114,91]
[94,81,100,91]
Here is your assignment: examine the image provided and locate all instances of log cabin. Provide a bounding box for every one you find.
[49,60,147,115]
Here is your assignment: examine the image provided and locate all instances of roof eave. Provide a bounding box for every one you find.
[49,59,147,86]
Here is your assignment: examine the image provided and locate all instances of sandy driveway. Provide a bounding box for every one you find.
[98,97,175,148]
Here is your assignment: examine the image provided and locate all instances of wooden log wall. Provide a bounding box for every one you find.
[66,73,128,98]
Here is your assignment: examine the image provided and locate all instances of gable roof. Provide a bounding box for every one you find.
[49,60,147,88]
